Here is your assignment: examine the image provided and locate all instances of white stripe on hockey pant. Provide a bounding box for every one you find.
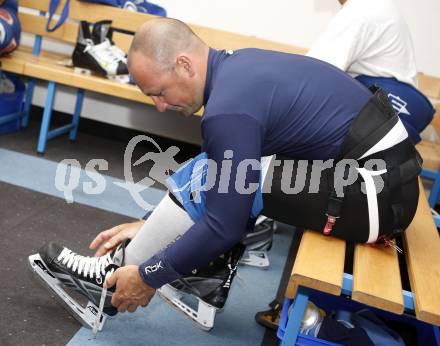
[356,167,387,243]
[356,119,409,243]
[359,119,408,159]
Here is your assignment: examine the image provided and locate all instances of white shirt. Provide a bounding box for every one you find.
[307,0,417,87]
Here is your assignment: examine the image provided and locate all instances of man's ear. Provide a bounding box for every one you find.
[175,55,195,77]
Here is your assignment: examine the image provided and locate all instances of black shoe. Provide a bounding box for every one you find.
[255,299,282,330]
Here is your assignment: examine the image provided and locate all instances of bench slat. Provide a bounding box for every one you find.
[192,26,307,54]
[20,0,149,33]
[416,140,440,171]
[403,179,440,326]
[286,231,345,299]
[418,73,440,99]
[19,0,306,55]
[19,12,78,43]
[352,243,404,314]
[0,53,26,74]
[25,59,154,104]
[3,47,205,115]
[19,12,134,54]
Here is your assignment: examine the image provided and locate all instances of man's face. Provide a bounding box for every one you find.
[129,51,203,116]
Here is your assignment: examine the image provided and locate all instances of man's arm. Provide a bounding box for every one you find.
[138,113,263,288]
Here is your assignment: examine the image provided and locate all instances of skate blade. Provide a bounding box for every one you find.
[239,250,269,268]
[158,284,216,331]
[27,253,107,331]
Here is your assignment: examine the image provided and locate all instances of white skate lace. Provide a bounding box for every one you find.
[93,270,113,337]
[57,247,113,283]
[83,39,126,67]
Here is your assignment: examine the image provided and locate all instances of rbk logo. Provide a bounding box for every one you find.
[144,261,164,274]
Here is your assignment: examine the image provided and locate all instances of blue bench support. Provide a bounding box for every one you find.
[69,88,85,141]
[21,78,35,128]
[280,287,310,346]
[428,168,440,208]
[36,82,85,154]
[421,168,440,208]
[37,81,56,153]
[21,15,44,129]
[279,273,420,345]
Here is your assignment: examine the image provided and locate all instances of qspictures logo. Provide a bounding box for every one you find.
[54,135,387,208]
[54,135,182,209]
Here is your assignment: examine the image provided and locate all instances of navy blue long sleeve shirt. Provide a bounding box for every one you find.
[139,48,371,288]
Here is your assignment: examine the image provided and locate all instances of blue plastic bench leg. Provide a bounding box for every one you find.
[434,325,440,345]
[69,88,84,141]
[281,286,310,346]
[21,78,36,128]
[428,166,440,208]
[37,81,56,154]
[434,215,440,228]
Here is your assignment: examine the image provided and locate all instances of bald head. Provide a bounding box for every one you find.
[129,18,206,71]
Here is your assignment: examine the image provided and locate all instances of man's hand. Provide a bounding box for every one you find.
[89,220,145,256]
[105,265,156,313]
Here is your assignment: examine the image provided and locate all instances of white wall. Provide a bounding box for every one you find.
[156,0,440,76]
[27,0,440,145]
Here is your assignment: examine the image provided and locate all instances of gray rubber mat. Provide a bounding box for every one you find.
[0,181,134,346]
[0,115,198,191]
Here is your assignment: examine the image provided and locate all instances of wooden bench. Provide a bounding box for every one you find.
[0,0,305,153]
[417,73,440,171]
[416,74,440,214]
[280,179,440,345]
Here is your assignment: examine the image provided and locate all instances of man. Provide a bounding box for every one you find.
[257,0,434,329]
[307,0,434,144]
[30,18,420,331]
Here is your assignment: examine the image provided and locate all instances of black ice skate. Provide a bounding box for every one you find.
[91,20,128,67]
[28,241,126,332]
[239,216,276,269]
[72,21,129,84]
[158,243,245,331]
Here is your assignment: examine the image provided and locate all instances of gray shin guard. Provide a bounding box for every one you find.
[124,193,194,265]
